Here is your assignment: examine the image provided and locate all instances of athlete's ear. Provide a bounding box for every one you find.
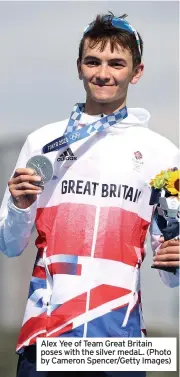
[77,59,83,80]
[130,64,144,85]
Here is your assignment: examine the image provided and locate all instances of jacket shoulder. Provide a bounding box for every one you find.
[133,126,178,152]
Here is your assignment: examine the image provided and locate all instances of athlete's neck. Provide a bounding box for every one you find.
[84,98,127,116]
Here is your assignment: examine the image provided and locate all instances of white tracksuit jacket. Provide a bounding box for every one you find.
[0,108,179,355]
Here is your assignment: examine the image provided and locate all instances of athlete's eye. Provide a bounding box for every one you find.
[109,62,125,68]
[86,60,100,67]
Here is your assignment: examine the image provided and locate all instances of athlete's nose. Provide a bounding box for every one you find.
[96,64,111,83]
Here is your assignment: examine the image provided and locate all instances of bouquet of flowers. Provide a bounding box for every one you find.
[149,167,180,273]
[149,167,180,202]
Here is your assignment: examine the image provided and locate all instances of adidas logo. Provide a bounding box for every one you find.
[57,148,77,162]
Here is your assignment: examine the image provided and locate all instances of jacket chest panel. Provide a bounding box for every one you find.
[37,135,149,210]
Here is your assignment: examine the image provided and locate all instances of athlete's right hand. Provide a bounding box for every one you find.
[8,168,43,209]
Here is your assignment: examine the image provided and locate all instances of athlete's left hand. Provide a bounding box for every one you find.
[153,237,180,268]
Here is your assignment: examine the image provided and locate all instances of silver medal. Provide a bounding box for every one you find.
[26,155,53,185]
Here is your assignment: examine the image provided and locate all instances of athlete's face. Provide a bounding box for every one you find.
[77,38,144,105]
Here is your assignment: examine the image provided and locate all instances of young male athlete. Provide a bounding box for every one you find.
[0,12,179,377]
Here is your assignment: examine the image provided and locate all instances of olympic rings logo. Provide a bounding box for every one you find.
[69,132,80,141]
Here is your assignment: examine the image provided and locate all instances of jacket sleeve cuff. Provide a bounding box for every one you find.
[8,196,37,217]
[0,197,37,257]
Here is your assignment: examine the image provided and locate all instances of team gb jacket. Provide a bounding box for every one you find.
[0,107,179,354]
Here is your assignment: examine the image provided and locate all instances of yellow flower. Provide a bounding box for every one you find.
[150,170,169,189]
[165,170,180,198]
[155,171,165,179]
[149,178,155,187]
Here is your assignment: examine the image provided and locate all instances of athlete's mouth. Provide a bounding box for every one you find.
[92,83,114,87]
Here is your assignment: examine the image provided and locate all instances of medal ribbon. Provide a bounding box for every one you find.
[42,102,128,154]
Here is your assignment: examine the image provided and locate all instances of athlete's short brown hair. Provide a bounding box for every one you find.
[78,12,143,68]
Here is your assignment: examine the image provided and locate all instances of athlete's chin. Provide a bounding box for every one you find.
[91,94,116,103]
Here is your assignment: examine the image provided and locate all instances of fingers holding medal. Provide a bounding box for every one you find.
[8,155,53,209]
[8,168,43,209]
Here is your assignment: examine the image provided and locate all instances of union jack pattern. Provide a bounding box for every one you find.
[16,203,149,352]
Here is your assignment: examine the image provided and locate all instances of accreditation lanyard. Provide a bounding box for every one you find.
[42,102,128,154]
